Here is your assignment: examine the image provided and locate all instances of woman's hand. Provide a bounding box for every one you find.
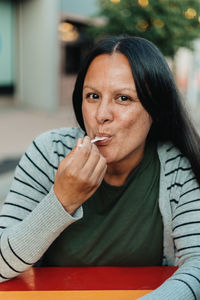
[54,136,107,215]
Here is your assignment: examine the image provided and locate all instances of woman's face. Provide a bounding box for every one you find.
[82,53,152,167]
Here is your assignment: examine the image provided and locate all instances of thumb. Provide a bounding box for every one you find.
[62,138,83,165]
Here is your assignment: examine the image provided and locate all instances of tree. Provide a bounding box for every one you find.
[88,0,200,57]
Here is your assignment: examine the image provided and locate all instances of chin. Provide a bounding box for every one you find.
[103,155,115,165]
[99,152,110,163]
[98,148,117,164]
[105,158,112,164]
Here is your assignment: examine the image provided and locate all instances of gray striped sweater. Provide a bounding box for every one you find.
[0,127,200,299]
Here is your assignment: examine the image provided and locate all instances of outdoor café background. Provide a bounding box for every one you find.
[1,0,200,111]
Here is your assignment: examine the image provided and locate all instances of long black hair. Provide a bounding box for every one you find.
[72,36,200,185]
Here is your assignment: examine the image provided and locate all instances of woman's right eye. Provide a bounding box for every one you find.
[86,93,99,99]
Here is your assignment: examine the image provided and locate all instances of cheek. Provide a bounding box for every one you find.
[82,101,87,121]
[122,108,152,136]
[82,103,95,134]
[82,103,90,125]
[140,111,152,130]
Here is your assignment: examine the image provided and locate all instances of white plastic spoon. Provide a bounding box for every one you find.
[91,137,107,143]
[78,137,107,148]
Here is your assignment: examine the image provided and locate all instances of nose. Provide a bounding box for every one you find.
[95,99,114,124]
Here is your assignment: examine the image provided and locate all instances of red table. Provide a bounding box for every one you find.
[0,266,177,299]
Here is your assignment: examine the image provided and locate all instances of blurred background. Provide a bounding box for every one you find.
[0,0,200,205]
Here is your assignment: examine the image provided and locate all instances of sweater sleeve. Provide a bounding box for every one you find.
[139,156,200,299]
[0,130,83,282]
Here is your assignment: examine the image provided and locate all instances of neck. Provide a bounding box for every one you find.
[104,144,145,186]
[104,167,127,186]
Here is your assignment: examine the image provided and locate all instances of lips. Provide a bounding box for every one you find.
[95,133,112,138]
[94,133,112,146]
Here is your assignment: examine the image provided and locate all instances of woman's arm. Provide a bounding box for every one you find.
[0,186,82,282]
[139,157,200,299]
[0,130,81,282]
[0,130,107,282]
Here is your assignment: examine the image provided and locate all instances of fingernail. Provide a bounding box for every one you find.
[76,138,83,148]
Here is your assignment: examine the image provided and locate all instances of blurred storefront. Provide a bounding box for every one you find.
[176,40,200,108]
[0,0,199,111]
[0,0,60,111]
[0,0,99,111]
[59,16,93,107]
[0,1,15,97]
[59,0,101,107]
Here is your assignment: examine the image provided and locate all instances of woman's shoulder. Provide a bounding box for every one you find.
[157,141,191,169]
[25,127,85,165]
[34,127,85,144]
[157,142,194,189]
[33,127,84,152]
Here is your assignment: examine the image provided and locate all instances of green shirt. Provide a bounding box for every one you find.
[42,142,163,266]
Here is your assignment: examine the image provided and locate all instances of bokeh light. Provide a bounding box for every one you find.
[136,19,149,31]
[58,22,79,42]
[153,19,164,28]
[138,0,149,7]
[110,0,121,3]
[184,8,197,19]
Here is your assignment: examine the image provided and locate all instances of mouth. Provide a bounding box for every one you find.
[93,133,112,146]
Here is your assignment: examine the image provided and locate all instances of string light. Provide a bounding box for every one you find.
[58,22,79,42]
[138,0,149,7]
[184,8,197,19]
[153,19,164,28]
[136,20,149,31]
[110,0,120,3]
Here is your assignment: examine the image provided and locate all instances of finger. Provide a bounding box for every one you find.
[97,160,107,185]
[66,136,91,158]
[74,136,90,151]
[80,144,102,178]
[96,163,107,186]
[65,138,83,158]
[76,135,92,162]
[60,138,84,168]
[92,143,100,153]
[77,136,92,151]
[82,162,107,201]
[76,138,83,148]
[66,136,92,170]
[89,155,107,186]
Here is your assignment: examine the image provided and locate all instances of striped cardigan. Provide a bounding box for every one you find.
[0,127,200,299]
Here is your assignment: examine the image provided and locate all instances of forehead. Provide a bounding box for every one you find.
[84,53,135,88]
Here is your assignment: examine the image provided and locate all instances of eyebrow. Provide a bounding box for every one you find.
[83,85,99,92]
[83,85,137,94]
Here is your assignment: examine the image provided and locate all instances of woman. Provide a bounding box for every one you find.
[0,36,200,299]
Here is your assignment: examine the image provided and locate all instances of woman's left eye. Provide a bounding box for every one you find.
[118,95,132,102]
